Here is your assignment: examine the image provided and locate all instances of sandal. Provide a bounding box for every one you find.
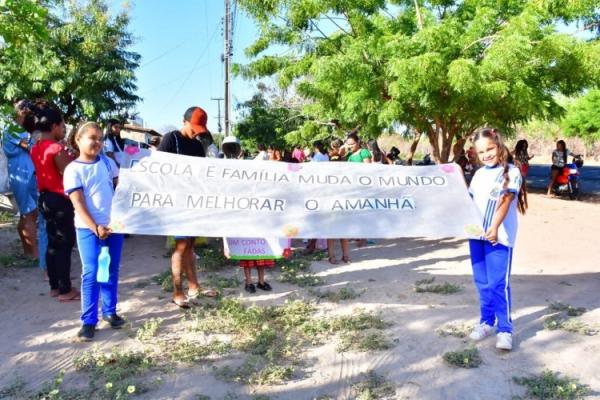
[188,287,217,298]
[58,288,80,302]
[171,298,190,309]
[328,256,338,265]
[341,256,351,263]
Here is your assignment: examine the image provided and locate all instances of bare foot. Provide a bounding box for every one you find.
[58,288,80,302]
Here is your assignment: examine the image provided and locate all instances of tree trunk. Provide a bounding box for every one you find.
[406,131,421,165]
[440,129,456,163]
[426,128,441,163]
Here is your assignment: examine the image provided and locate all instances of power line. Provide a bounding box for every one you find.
[163,25,220,108]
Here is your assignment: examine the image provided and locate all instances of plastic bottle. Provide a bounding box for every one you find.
[97,244,111,283]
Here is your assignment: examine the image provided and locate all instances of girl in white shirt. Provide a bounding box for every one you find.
[467,128,527,351]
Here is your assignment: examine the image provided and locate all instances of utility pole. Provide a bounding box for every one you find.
[223,0,232,136]
[211,97,224,134]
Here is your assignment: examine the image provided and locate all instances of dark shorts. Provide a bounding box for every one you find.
[551,165,563,172]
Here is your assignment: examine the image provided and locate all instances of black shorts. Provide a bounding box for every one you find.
[551,165,563,172]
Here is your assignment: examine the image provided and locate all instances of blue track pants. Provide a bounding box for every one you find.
[469,240,513,333]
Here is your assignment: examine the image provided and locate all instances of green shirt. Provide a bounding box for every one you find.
[347,148,371,163]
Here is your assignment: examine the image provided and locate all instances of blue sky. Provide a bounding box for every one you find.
[112,0,260,133]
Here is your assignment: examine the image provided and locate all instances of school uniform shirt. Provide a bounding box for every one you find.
[468,164,522,248]
[104,135,126,165]
[311,152,329,162]
[63,156,118,229]
[158,130,206,157]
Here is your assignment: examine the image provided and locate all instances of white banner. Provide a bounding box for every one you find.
[109,150,485,239]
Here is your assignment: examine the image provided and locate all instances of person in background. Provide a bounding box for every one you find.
[103,119,125,167]
[268,145,282,161]
[327,138,351,263]
[30,100,80,302]
[199,131,219,158]
[292,146,305,163]
[345,133,372,164]
[367,139,391,164]
[304,140,329,254]
[157,106,216,308]
[2,100,47,269]
[148,136,161,151]
[255,143,270,161]
[547,140,578,196]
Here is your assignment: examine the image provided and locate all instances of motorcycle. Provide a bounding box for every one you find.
[552,155,583,200]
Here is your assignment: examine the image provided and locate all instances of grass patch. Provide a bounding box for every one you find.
[133,279,152,289]
[436,322,472,338]
[443,347,482,368]
[195,241,238,272]
[544,302,598,336]
[163,339,232,363]
[0,211,16,224]
[73,347,155,398]
[136,318,163,342]
[152,269,173,292]
[189,299,393,385]
[549,302,586,317]
[513,370,591,399]
[414,277,462,294]
[337,330,393,352]
[309,286,363,302]
[277,254,324,287]
[352,370,396,400]
[205,274,241,294]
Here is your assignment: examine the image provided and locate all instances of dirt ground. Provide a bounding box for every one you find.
[0,193,598,400]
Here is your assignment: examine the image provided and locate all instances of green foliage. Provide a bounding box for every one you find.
[443,347,482,368]
[233,85,307,149]
[164,339,232,363]
[561,90,600,144]
[544,302,598,336]
[196,241,238,272]
[0,0,140,123]
[74,347,154,398]
[152,269,173,292]
[414,277,462,294]
[136,318,163,342]
[436,322,472,338]
[352,370,396,400]
[237,0,600,162]
[277,254,324,287]
[513,370,591,399]
[309,286,363,302]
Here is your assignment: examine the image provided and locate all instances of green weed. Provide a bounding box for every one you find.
[164,339,232,363]
[309,286,363,302]
[337,330,393,352]
[442,347,482,368]
[136,318,163,342]
[549,302,586,317]
[277,256,323,287]
[74,347,154,398]
[414,277,462,294]
[513,370,590,399]
[544,302,598,336]
[195,243,237,271]
[436,322,472,338]
[0,211,16,224]
[352,370,396,400]
[152,269,173,292]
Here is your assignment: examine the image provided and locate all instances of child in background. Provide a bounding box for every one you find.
[63,122,125,341]
[222,136,276,293]
[467,128,527,351]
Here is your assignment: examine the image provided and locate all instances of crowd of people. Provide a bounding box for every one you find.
[0,98,580,351]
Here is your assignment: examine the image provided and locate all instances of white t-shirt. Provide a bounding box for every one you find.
[63,155,119,228]
[468,164,522,248]
[255,150,269,161]
[312,152,329,162]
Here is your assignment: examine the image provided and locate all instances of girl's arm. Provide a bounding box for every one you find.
[485,192,515,245]
[68,190,111,239]
[53,150,72,175]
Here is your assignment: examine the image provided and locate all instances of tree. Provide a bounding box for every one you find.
[234,84,308,149]
[561,89,600,145]
[236,0,600,163]
[0,0,140,124]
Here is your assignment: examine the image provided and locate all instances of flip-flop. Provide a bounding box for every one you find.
[58,289,80,302]
[328,256,338,265]
[171,298,190,309]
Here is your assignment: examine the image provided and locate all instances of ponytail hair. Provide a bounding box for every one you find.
[472,128,527,214]
[32,100,63,132]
